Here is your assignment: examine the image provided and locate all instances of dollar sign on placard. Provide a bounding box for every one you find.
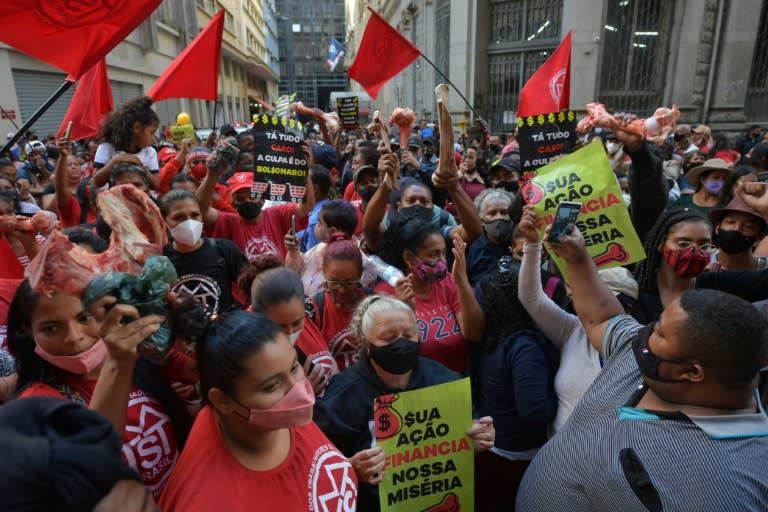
[378,412,391,433]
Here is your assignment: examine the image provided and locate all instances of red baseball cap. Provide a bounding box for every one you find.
[228,172,254,194]
[158,146,177,164]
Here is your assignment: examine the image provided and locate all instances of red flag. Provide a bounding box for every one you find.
[348,8,421,100]
[0,1,162,80]
[56,60,113,141]
[148,10,225,102]
[518,31,572,117]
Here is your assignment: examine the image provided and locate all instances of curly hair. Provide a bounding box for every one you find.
[477,262,533,352]
[376,206,440,272]
[235,253,282,302]
[100,96,159,151]
[633,209,712,294]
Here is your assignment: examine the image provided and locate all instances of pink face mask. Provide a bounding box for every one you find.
[34,339,107,375]
[235,378,315,430]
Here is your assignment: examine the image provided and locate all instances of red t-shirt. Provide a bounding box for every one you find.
[58,194,97,228]
[209,204,306,261]
[159,407,358,512]
[375,275,469,373]
[296,317,337,380]
[313,290,365,372]
[20,379,179,499]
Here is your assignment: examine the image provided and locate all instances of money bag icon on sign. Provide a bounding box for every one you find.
[374,394,402,439]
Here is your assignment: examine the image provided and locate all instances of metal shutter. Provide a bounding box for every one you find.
[109,80,143,108]
[11,69,75,137]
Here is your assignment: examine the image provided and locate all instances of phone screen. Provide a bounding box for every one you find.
[550,202,582,241]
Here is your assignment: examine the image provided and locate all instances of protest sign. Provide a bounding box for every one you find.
[375,378,474,512]
[527,140,645,278]
[251,114,307,203]
[169,124,196,148]
[517,110,577,179]
[337,96,359,130]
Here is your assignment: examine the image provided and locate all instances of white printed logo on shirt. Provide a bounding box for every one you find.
[245,236,280,261]
[308,444,357,512]
[172,274,221,315]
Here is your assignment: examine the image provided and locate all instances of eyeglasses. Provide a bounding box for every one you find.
[324,279,362,291]
[670,240,714,252]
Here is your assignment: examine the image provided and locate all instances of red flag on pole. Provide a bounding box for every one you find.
[517,31,572,117]
[148,10,225,102]
[348,7,421,100]
[0,1,162,80]
[56,60,113,141]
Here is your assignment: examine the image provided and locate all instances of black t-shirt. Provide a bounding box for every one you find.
[163,238,246,315]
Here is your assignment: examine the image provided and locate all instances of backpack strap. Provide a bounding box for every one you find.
[208,238,226,267]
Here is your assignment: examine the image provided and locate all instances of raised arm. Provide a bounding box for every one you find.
[546,225,624,351]
[517,206,581,349]
[451,235,485,343]
[295,142,316,220]
[92,153,143,188]
[437,174,482,243]
[362,152,398,252]
[54,137,73,212]
[196,147,229,228]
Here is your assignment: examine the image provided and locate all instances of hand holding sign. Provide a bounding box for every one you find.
[350,446,386,485]
[466,416,495,452]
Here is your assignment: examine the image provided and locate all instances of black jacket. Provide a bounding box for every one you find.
[314,354,459,512]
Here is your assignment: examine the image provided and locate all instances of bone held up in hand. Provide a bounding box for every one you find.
[433,84,458,186]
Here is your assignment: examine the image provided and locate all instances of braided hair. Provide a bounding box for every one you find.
[477,258,533,352]
[633,209,712,294]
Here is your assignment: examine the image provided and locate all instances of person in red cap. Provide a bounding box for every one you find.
[197,145,315,262]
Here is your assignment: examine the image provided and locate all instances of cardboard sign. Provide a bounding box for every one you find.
[251,114,307,203]
[517,110,577,180]
[375,378,474,512]
[336,96,358,130]
[169,124,196,148]
[527,140,646,278]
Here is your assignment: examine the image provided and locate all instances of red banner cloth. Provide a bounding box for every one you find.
[148,10,225,102]
[348,7,421,101]
[0,0,162,79]
[518,31,572,117]
[56,60,113,141]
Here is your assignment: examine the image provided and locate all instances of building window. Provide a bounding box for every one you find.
[598,0,675,113]
[486,0,563,131]
[435,0,450,87]
[746,0,768,121]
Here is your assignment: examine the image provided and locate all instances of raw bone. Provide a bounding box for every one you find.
[433,84,458,184]
[25,184,167,296]
[576,102,680,145]
[368,110,399,190]
[390,107,416,151]
[290,101,339,131]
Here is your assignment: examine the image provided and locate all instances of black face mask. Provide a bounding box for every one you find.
[484,219,513,243]
[236,201,262,220]
[401,204,433,223]
[369,337,421,375]
[495,180,519,193]
[631,323,690,383]
[714,229,757,254]
[359,185,378,203]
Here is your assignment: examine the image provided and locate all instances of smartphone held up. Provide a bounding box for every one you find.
[548,201,582,244]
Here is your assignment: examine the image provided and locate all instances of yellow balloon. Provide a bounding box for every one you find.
[176,112,191,126]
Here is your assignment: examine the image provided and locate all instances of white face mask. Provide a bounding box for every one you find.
[606,142,621,155]
[289,329,302,345]
[171,219,203,246]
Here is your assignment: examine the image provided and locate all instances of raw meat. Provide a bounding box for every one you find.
[290,102,339,131]
[15,210,58,234]
[576,102,680,145]
[390,107,416,150]
[25,185,167,296]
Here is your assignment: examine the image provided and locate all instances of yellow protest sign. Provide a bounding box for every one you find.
[375,378,474,512]
[527,140,646,278]
[170,124,196,148]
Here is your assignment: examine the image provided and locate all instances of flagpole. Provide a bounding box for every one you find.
[418,53,481,121]
[0,80,74,156]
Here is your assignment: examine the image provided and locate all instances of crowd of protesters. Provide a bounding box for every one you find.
[0,94,767,511]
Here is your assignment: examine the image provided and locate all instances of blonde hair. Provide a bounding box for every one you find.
[350,295,415,339]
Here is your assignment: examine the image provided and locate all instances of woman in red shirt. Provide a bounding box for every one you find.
[160,311,358,511]
[311,235,374,372]
[248,265,338,395]
[6,281,193,499]
[374,212,485,373]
